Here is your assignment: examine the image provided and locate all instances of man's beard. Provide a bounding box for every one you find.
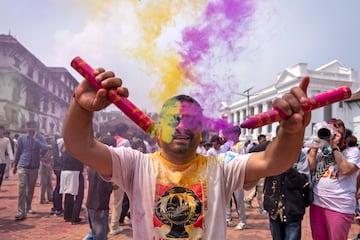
[162,129,198,154]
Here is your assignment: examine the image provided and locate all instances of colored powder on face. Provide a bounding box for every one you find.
[159,101,204,143]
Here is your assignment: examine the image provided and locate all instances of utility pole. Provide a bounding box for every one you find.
[232,87,255,140]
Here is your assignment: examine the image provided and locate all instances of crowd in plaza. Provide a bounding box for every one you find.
[1,73,360,240]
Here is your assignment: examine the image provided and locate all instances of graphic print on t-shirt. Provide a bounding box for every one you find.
[153,183,206,238]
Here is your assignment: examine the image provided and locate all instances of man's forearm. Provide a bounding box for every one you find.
[63,99,94,158]
[265,128,305,176]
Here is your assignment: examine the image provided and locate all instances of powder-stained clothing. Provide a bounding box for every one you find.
[105,147,255,239]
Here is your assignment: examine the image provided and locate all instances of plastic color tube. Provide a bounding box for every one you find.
[240,86,352,129]
[71,56,156,135]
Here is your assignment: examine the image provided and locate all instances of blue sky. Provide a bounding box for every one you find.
[1,0,360,114]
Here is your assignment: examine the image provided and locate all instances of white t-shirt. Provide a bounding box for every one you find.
[107,147,254,239]
[313,146,360,214]
[0,137,14,164]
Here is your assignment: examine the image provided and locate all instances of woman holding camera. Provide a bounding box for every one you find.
[308,118,360,240]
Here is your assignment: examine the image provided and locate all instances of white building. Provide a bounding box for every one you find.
[221,60,360,142]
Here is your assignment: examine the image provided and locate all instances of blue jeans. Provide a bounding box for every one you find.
[269,217,301,240]
[84,209,110,240]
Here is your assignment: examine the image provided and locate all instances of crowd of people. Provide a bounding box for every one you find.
[1,70,360,239]
[0,120,161,238]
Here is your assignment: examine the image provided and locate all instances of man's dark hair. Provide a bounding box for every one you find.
[158,95,204,131]
[258,134,266,141]
[210,135,222,145]
[346,135,358,147]
[160,95,202,114]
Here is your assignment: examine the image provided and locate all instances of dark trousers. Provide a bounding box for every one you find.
[0,163,5,187]
[119,193,130,222]
[269,216,302,240]
[52,170,63,211]
[64,173,84,222]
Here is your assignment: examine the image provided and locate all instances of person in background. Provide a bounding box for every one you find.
[263,126,311,240]
[0,125,14,191]
[4,130,15,180]
[50,135,64,216]
[13,133,19,153]
[110,126,130,235]
[83,162,113,240]
[207,135,226,156]
[244,134,271,213]
[39,135,54,204]
[60,144,84,224]
[62,67,310,239]
[308,119,360,240]
[13,121,48,220]
[226,129,247,231]
[354,174,360,240]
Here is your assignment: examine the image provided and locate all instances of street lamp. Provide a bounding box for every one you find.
[232,86,254,118]
[232,87,256,140]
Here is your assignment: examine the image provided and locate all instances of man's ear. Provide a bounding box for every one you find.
[156,137,162,148]
[156,127,162,148]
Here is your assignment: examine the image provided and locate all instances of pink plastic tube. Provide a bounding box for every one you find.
[240,86,352,129]
[71,56,156,135]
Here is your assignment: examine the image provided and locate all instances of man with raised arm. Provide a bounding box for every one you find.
[63,68,310,239]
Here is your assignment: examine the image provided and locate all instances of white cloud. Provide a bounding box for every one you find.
[2,0,360,114]
[46,1,159,112]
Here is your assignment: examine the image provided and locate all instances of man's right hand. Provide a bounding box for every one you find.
[73,68,129,112]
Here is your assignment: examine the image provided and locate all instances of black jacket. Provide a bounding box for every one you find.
[61,151,84,172]
[263,166,308,222]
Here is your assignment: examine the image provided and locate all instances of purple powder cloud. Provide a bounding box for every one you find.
[178,0,260,116]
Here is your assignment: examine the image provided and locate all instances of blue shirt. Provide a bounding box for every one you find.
[14,133,48,169]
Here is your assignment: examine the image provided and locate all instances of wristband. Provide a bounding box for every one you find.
[332,147,340,153]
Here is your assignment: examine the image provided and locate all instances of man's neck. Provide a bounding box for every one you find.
[160,150,197,165]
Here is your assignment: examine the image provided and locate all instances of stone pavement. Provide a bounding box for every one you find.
[1,174,359,240]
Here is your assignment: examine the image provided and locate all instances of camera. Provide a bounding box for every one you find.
[317,126,334,140]
[313,121,335,141]
[303,121,335,149]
